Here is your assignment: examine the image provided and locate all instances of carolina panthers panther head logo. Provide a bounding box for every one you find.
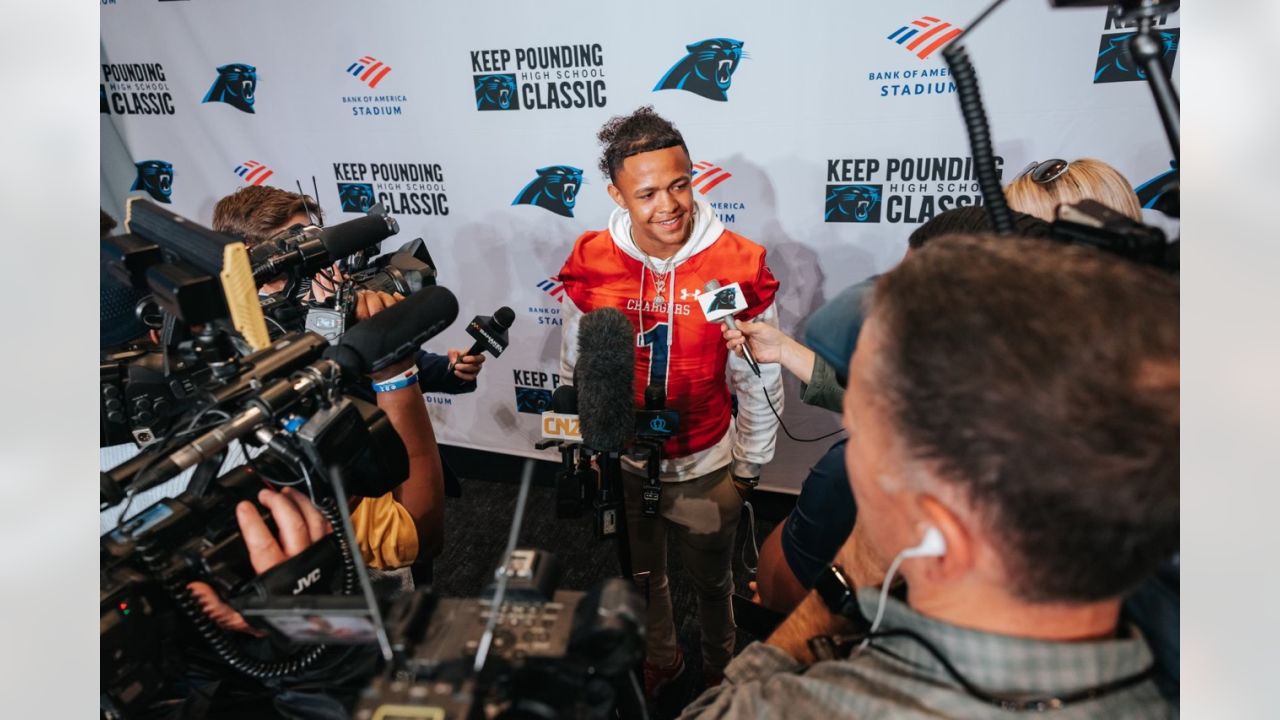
[202,63,257,113]
[1094,30,1178,84]
[513,166,584,218]
[707,287,738,312]
[825,185,882,223]
[475,74,518,111]
[1135,160,1178,214]
[132,160,174,203]
[515,387,552,414]
[338,183,376,213]
[654,38,745,102]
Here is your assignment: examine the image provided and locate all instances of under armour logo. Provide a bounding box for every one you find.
[679,288,700,301]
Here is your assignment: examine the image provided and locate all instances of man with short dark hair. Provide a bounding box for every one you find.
[726,207,1055,614]
[558,106,784,695]
[684,235,1178,718]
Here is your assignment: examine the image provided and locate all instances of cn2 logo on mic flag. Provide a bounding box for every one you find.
[698,282,748,322]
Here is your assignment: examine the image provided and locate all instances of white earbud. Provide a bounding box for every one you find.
[901,526,947,559]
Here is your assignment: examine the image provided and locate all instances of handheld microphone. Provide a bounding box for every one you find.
[251,204,399,283]
[540,385,587,519]
[540,385,582,445]
[702,279,760,377]
[449,306,515,372]
[635,385,679,442]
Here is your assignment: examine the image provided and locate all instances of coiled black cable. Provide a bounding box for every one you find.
[943,42,1013,236]
[139,498,357,680]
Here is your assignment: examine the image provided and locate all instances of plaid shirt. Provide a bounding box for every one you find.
[681,589,1172,719]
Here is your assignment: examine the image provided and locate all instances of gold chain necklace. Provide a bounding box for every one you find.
[631,230,675,300]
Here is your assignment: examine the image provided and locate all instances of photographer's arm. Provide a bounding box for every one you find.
[360,291,446,562]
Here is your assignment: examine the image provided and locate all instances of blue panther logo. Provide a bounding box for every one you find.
[338,183,376,213]
[1135,160,1178,213]
[825,185,881,223]
[513,166,583,218]
[202,63,257,113]
[654,38,745,102]
[515,387,552,414]
[1094,30,1178,84]
[475,74,518,111]
[132,160,174,203]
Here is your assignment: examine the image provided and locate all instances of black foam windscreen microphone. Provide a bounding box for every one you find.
[704,279,761,377]
[576,307,635,453]
[325,284,459,376]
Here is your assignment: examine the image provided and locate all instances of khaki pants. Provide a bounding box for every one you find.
[622,466,742,672]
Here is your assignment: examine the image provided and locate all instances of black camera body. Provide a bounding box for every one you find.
[261,236,438,341]
[101,459,305,717]
[1053,199,1178,273]
[100,346,206,447]
[355,551,646,720]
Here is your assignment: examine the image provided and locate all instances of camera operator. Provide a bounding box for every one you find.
[212,185,487,390]
[683,235,1178,719]
[210,186,462,572]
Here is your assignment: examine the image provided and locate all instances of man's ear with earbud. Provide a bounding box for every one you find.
[912,495,974,582]
[901,526,946,558]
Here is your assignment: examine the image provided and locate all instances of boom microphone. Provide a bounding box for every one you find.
[128,286,458,494]
[575,308,635,453]
[327,285,459,375]
[251,204,400,283]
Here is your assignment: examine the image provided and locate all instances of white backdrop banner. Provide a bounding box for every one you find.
[100,0,1180,491]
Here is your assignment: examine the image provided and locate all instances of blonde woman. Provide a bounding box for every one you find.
[1005,158,1142,222]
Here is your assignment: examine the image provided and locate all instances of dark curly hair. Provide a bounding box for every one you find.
[597,106,688,182]
[908,206,1052,249]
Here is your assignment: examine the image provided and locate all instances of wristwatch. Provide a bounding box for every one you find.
[814,565,867,628]
[732,475,759,489]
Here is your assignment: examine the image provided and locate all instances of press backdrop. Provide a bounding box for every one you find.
[100,0,1180,491]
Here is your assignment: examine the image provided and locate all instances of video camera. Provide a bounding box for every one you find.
[354,549,646,720]
[251,203,439,341]
[100,199,462,717]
